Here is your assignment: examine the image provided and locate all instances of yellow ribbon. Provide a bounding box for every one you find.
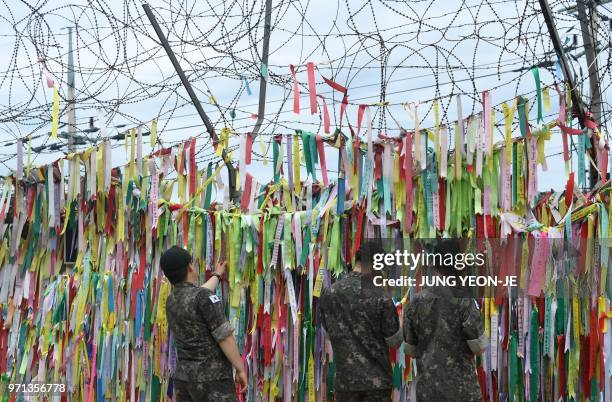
[51,87,60,140]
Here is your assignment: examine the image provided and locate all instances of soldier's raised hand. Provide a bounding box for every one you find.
[215,260,227,277]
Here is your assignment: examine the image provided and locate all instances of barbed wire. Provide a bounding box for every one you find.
[0,0,610,174]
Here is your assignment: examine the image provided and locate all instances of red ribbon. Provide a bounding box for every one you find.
[581,335,590,395]
[357,104,367,135]
[240,173,253,210]
[558,122,583,135]
[557,335,566,398]
[374,148,383,181]
[105,185,116,236]
[565,172,574,207]
[322,76,349,126]
[438,178,446,229]
[263,312,272,365]
[584,111,599,130]
[322,76,346,93]
[352,202,365,260]
[561,129,569,162]
[26,186,36,219]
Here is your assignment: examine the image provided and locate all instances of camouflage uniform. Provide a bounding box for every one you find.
[318,271,402,402]
[403,286,487,402]
[166,282,237,402]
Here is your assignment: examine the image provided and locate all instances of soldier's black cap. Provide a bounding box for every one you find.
[355,239,385,267]
[160,246,193,284]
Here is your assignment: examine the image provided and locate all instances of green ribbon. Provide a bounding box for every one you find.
[531,67,543,124]
[392,363,402,390]
[273,139,280,184]
[151,375,160,402]
[310,133,318,181]
[328,216,342,277]
[204,163,213,208]
[578,134,586,187]
[143,283,152,342]
[556,281,566,335]
[300,131,315,180]
[517,97,528,138]
[299,224,310,266]
[543,297,552,357]
[326,360,335,401]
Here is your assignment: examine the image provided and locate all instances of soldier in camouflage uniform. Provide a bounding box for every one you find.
[318,241,403,402]
[161,246,247,402]
[403,240,487,402]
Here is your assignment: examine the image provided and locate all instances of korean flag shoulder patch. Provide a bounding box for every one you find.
[209,294,221,304]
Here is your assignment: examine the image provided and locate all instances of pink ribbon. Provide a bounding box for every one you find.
[307,62,317,114]
[316,134,329,186]
[404,131,413,232]
[318,95,331,134]
[290,64,300,114]
[87,343,98,402]
[527,232,550,297]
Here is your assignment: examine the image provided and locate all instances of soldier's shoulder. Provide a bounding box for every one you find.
[196,287,222,305]
[330,275,356,293]
[409,291,429,304]
[406,292,434,312]
[319,276,347,302]
[460,297,480,312]
[197,286,214,297]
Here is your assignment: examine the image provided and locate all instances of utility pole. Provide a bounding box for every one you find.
[577,0,602,186]
[251,0,273,138]
[538,0,586,122]
[538,0,601,188]
[142,3,238,202]
[66,26,76,153]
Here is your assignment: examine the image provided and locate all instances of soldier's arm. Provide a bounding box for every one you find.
[403,303,420,357]
[197,289,246,375]
[462,299,488,355]
[380,297,402,347]
[218,336,247,381]
[202,261,226,291]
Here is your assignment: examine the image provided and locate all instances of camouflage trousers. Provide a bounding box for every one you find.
[335,388,392,402]
[173,379,238,402]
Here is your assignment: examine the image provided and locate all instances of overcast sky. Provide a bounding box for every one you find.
[0,0,610,193]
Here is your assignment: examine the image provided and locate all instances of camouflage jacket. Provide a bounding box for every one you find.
[403,286,487,402]
[166,282,234,382]
[318,271,402,392]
